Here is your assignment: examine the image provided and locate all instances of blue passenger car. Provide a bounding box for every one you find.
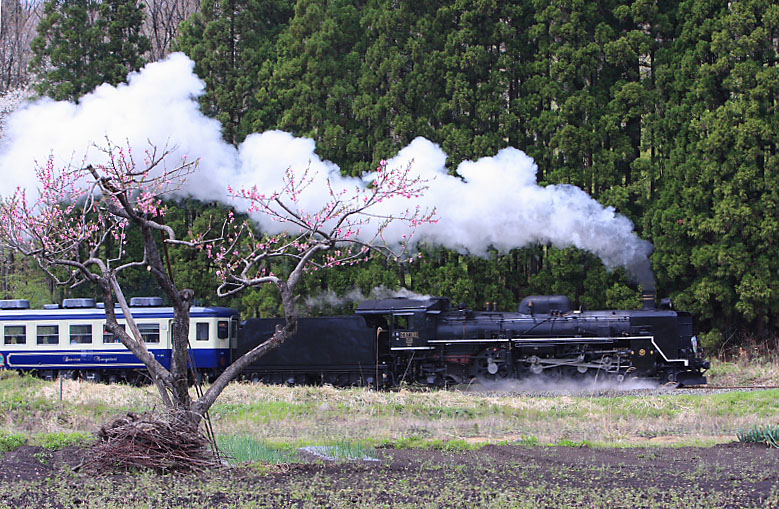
[0,297,239,383]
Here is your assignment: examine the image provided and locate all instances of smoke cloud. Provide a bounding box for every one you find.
[0,53,654,288]
[304,286,432,312]
[465,375,659,394]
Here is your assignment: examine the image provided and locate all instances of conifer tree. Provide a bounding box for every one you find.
[650,0,779,341]
[177,0,293,145]
[256,0,367,171]
[30,0,150,101]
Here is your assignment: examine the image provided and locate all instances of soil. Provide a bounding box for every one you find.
[1,442,777,507]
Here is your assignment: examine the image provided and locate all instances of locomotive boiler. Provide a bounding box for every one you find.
[237,293,710,387]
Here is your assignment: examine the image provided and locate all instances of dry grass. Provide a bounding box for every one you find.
[706,357,779,386]
[6,358,776,447]
[207,382,779,446]
[36,379,161,409]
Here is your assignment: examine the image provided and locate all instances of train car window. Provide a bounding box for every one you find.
[69,324,92,344]
[230,319,238,340]
[138,323,160,343]
[393,314,412,329]
[103,324,125,344]
[3,325,26,345]
[37,325,59,345]
[217,320,229,340]
[196,322,209,341]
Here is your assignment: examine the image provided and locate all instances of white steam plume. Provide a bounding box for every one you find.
[0,53,654,288]
[304,286,432,311]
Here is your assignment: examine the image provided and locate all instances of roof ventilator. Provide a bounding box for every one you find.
[62,298,97,308]
[130,297,164,307]
[0,299,31,310]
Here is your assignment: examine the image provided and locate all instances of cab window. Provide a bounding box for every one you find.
[393,314,412,330]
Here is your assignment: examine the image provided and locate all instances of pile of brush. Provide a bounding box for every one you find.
[81,411,220,473]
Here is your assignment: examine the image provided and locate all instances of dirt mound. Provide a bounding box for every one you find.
[0,445,86,482]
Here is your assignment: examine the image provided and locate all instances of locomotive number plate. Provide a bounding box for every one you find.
[397,331,419,346]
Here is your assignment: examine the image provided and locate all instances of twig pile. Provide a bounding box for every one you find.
[81,411,221,473]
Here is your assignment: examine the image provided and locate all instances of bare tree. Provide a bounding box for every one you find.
[0,85,34,139]
[0,0,43,92]
[0,141,433,424]
[141,0,200,61]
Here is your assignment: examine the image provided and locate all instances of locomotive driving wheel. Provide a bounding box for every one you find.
[472,346,513,380]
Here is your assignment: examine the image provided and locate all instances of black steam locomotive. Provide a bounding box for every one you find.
[237,293,710,387]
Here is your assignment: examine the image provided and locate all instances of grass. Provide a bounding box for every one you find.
[36,431,94,450]
[0,431,25,452]
[0,356,775,450]
[0,430,94,452]
[216,435,301,464]
[706,357,779,386]
[205,384,779,445]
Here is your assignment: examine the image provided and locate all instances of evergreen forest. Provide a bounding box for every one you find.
[1,0,777,350]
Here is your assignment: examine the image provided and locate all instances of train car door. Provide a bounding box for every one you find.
[230,317,239,351]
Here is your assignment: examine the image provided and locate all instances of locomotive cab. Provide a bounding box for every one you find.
[356,297,450,351]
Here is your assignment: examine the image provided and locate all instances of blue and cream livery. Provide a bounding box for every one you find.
[0,297,239,383]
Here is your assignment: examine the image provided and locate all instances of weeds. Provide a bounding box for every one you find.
[514,435,540,446]
[0,431,25,451]
[392,436,480,451]
[36,431,93,450]
[553,439,592,447]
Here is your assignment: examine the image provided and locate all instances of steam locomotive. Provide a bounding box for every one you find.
[238,292,710,387]
[0,292,709,387]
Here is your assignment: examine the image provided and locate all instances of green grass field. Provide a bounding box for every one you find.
[0,357,777,451]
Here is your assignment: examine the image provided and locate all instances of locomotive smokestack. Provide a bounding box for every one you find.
[641,290,656,310]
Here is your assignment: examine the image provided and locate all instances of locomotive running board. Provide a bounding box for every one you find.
[428,337,617,345]
[428,338,510,343]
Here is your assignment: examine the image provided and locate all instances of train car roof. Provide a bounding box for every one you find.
[355,297,450,314]
[0,305,239,321]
